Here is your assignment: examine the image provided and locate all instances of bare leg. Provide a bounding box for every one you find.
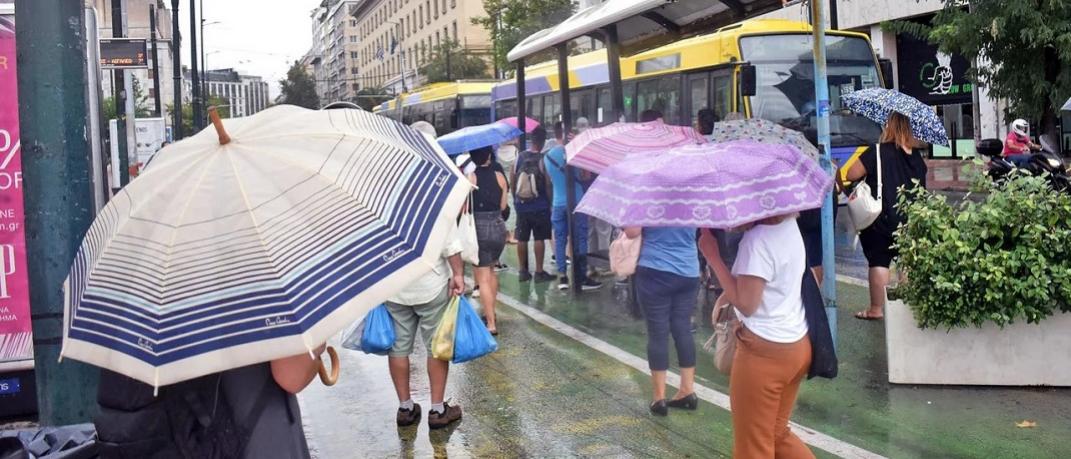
[388,356,411,402]
[426,357,450,405]
[475,266,498,332]
[651,370,667,401]
[866,267,890,316]
[534,240,546,273]
[516,240,529,273]
[811,266,824,286]
[673,367,696,400]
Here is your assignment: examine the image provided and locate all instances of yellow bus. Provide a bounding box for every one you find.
[491,19,892,162]
[374,80,497,136]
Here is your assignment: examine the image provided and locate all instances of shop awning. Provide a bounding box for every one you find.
[506,0,785,62]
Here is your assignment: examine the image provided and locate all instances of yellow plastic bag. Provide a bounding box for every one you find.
[431,296,459,361]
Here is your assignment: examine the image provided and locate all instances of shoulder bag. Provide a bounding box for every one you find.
[703,294,740,375]
[846,144,883,231]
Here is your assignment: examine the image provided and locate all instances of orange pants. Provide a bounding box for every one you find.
[730,326,815,459]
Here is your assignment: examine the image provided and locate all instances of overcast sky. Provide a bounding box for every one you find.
[175,1,315,98]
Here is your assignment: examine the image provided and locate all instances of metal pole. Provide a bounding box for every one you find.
[111,0,129,186]
[517,60,526,151]
[188,0,201,131]
[171,0,182,140]
[557,44,580,293]
[149,4,162,117]
[810,0,837,346]
[829,0,838,30]
[15,0,100,425]
[199,0,205,112]
[604,25,625,123]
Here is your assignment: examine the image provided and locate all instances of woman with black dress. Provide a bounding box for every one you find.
[841,112,928,320]
[467,146,509,334]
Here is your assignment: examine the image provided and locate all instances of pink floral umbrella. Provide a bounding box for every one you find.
[565,121,708,174]
[576,140,833,229]
[498,116,541,133]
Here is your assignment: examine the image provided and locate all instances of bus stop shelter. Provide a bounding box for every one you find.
[506,0,841,342]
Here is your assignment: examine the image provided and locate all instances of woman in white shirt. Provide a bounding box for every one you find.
[698,214,814,459]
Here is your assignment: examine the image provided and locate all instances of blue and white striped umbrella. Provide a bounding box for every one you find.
[436,121,521,156]
[841,88,949,145]
[61,105,470,387]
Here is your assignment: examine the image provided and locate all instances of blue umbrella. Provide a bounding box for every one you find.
[841,88,950,145]
[437,121,522,156]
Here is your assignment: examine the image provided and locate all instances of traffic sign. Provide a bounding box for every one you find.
[100,38,148,69]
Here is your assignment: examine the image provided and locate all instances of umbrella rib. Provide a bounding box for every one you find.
[160,153,221,303]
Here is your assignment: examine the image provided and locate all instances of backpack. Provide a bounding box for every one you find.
[515,151,545,202]
[94,370,250,459]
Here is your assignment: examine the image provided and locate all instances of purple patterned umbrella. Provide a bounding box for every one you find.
[576,140,833,229]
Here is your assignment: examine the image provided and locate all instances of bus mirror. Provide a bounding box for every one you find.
[740,64,757,97]
[879,59,895,89]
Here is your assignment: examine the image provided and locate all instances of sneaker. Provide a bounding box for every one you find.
[518,271,533,282]
[397,403,422,427]
[428,401,463,430]
[494,263,509,272]
[557,276,570,291]
[581,279,604,291]
[534,271,556,283]
[471,285,480,298]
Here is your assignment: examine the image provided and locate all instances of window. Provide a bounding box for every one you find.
[688,73,710,117]
[351,67,359,74]
[451,0,456,8]
[452,21,457,41]
[435,31,440,48]
[433,0,438,19]
[353,83,360,92]
[426,0,431,23]
[442,0,447,14]
[443,27,448,44]
[711,70,733,121]
[418,6,423,26]
[636,76,681,124]
[350,19,356,27]
[350,51,358,59]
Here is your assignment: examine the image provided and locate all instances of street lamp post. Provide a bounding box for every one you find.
[188,0,201,131]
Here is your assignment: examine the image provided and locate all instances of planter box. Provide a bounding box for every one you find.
[885,299,1071,386]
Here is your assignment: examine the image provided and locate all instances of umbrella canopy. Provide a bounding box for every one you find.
[565,121,708,174]
[437,121,522,156]
[62,105,470,387]
[840,88,949,145]
[498,116,541,133]
[576,140,833,228]
[710,118,819,160]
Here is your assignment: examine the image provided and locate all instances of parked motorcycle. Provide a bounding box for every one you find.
[977,135,1070,190]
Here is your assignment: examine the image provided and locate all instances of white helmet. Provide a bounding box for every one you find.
[1011,119,1029,136]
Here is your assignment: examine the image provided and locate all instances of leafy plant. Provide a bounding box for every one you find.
[420,40,491,83]
[278,61,320,109]
[894,175,1071,329]
[473,0,575,73]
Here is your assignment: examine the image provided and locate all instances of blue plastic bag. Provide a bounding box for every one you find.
[341,304,395,355]
[451,296,498,363]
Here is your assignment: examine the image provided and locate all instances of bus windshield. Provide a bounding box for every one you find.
[740,34,883,148]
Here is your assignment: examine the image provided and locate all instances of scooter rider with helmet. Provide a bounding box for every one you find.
[1003,119,1042,167]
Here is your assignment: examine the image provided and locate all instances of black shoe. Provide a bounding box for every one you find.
[428,401,463,429]
[397,403,422,427]
[518,271,533,282]
[557,276,570,291]
[494,263,509,272]
[666,393,698,410]
[650,399,668,416]
[581,279,604,291]
[534,271,556,283]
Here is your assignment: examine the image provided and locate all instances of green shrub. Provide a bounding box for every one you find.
[894,175,1071,329]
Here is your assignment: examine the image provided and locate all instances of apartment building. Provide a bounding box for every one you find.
[182,68,270,117]
[306,0,363,104]
[351,0,492,92]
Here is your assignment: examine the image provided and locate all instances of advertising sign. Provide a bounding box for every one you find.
[0,12,34,366]
[100,38,148,69]
[896,32,973,106]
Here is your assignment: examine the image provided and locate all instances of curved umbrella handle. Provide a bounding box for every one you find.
[317,346,340,386]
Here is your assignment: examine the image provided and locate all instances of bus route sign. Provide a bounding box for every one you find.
[100,39,148,69]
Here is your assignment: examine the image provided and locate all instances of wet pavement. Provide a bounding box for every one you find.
[301,207,1071,458]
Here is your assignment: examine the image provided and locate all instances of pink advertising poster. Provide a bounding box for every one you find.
[0,13,33,364]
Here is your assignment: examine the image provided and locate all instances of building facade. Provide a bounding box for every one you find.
[183,68,270,118]
[305,0,364,105]
[92,0,176,126]
[350,0,492,94]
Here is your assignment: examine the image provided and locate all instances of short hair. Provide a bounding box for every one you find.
[553,121,565,140]
[640,109,663,122]
[696,109,716,135]
[469,146,494,165]
[529,125,547,150]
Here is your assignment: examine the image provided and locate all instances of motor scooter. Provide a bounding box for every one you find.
[977,135,1070,190]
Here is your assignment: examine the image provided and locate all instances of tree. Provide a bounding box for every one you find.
[473,0,575,73]
[166,96,229,135]
[887,1,1071,138]
[278,61,320,109]
[420,40,492,84]
[103,79,154,120]
[354,87,393,112]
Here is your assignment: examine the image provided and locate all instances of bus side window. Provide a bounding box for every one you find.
[595,87,611,125]
[712,71,733,121]
[623,82,636,121]
[688,73,711,123]
[636,75,680,124]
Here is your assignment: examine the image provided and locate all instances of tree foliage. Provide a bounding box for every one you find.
[420,40,491,84]
[473,0,575,72]
[887,1,1071,137]
[165,96,229,136]
[103,78,154,120]
[354,87,393,111]
[278,61,321,109]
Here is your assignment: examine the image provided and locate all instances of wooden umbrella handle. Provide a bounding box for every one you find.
[317,346,340,386]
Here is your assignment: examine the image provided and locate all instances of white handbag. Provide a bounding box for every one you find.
[846,144,883,231]
[458,193,480,265]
